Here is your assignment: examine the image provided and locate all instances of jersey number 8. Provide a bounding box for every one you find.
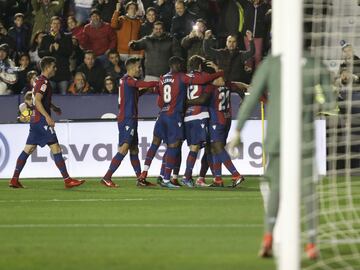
[163,84,172,103]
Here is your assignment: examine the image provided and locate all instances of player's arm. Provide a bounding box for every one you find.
[231,81,249,92]
[34,92,55,127]
[182,70,224,85]
[128,78,159,89]
[138,87,156,96]
[50,103,62,115]
[186,92,211,106]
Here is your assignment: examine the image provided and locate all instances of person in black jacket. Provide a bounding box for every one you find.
[38,16,73,95]
[140,7,156,38]
[203,29,254,83]
[129,21,182,81]
[170,0,194,42]
[237,0,271,69]
[153,0,174,32]
[7,13,30,60]
[76,50,106,92]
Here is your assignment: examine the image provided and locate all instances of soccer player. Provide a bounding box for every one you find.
[9,56,85,189]
[101,57,159,188]
[227,55,335,259]
[191,75,248,187]
[181,55,223,187]
[138,56,224,188]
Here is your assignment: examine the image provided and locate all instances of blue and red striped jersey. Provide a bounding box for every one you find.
[158,72,187,115]
[31,75,52,124]
[184,71,214,121]
[117,74,158,122]
[209,81,234,125]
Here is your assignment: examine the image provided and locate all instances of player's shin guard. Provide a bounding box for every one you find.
[144,143,159,170]
[160,152,166,177]
[212,153,222,178]
[53,153,70,179]
[163,147,180,181]
[104,152,125,180]
[12,151,29,179]
[184,151,198,180]
[199,152,209,178]
[219,150,240,177]
[130,153,141,177]
[173,150,182,178]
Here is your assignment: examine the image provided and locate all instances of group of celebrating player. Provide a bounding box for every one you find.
[9,54,247,189]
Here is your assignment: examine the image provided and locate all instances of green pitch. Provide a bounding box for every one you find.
[0,177,275,270]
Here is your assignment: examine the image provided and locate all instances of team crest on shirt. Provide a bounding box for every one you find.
[40,83,47,92]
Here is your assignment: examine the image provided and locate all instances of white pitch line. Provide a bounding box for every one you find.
[0,197,258,203]
[0,223,262,229]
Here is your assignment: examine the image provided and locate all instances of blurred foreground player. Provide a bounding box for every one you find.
[9,56,85,189]
[227,55,335,259]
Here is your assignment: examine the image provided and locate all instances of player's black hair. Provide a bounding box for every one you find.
[202,63,215,74]
[188,55,205,71]
[40,56,56,71]
[169,56,185,72]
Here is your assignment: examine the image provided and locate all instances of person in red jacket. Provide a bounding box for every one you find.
[111,1,143,62]
[80,9,116,63]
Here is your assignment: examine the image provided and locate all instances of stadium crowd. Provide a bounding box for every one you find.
[0,0,272,95]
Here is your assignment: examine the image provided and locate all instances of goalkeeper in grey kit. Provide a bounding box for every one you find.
[228,55,335,259]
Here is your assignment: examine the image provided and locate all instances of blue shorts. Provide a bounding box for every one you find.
[26,117,59,147]
[185,118,209,146]
[154,113,183,145]
[118,119,138,147]
[209,119,231,144]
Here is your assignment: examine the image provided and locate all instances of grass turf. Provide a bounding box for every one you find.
[0,177,275,270]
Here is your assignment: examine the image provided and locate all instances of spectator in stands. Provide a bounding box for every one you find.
[76,50,106,92]
[105,49,125,86]
[203,29,255,82]
[68,71,94,95]
[102,75,116,94]
[29,30,45,71]
[238,0,271,69]
[181,18,207,71]
[21,70,37,94]
[129,21,182,81]
[7,13,30,60]
[170,0,194,42]
[215,0,244,49]
[73,0,93,25]
[153,0,174,32]
[184,0,209,22]
[0,22,16,57]
[31,0,65,41]
[81,8,116,63]
[92,0,117,23]
[69,36,84,76]
[111,1,142,62]
[140,7,157,38]
[340,40,360,77]
[38,16,73,95]
[0,44,17,95]
[67,15,83,41]
[13,53,33,94]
